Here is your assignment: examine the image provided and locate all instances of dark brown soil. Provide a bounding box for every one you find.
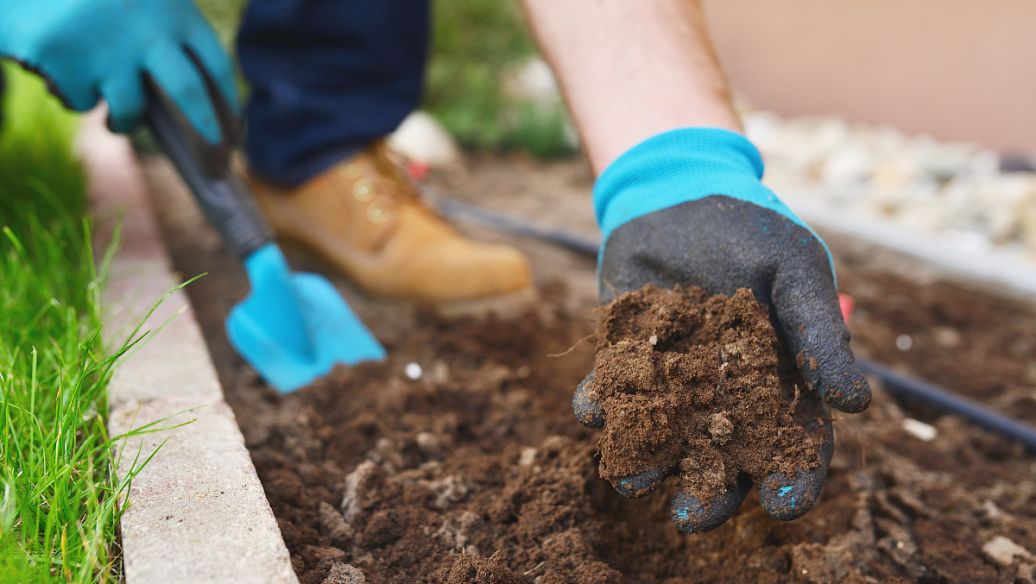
[833,243,1036,427]
[146,157,1036,584]
[590,285,820,499]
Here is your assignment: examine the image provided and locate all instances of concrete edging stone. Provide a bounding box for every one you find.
[79,113,298,584]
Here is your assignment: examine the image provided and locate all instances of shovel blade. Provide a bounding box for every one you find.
[226,247,385,392]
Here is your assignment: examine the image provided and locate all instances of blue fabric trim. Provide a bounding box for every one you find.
[592,127,834,278]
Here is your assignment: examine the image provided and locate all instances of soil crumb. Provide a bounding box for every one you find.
[432,553,523,584]
[590,285,821,498]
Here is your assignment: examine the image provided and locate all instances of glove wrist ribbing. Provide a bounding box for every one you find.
[592,127,832,276]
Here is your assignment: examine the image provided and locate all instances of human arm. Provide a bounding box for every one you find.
[523,0,869,532]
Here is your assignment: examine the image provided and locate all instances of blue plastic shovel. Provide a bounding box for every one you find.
[146,86,385,392]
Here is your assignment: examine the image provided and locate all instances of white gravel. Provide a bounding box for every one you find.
[744,109,1036,258]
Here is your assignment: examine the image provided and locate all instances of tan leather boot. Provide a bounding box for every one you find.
[246,141,535,315]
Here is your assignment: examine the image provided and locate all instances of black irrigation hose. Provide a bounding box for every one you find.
[435,193,1036,453]
[858,361,1036,453]
[435,195,601,257]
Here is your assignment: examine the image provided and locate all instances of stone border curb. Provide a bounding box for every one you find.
[79,114,298,583]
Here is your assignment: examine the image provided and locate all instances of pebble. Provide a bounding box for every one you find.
[429,361,450,384]
[982,535,1033,567]
[404,362,423,381]
[895,334,913,351]
[901,418,937,442]
[388,111,461,167]
[519,447,538,467]
[983,500,1003,521]
[933,326,962,348]
[415,431,441,456]
[743,108,1036,256]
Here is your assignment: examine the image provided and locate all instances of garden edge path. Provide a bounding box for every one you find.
[79,112,298,584]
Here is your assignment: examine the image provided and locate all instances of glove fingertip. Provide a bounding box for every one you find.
[759,402,833,521]
[105,115,124,135]
[146,45,224,145]
[758,468,827,521]
[612,467,668,498]
[572,371,605,428]
[793,339,871,414]
[670,475,751,534]
[47,78,97,113]
[821,366,871,413]
[105,107,140,135]
[190,111,223,145]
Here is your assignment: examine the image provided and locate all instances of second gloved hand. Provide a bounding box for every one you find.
[0,0,238,143]
[574,128,871,533]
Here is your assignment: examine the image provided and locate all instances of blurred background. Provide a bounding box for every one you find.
[208,0,1036,265]
[5,0,1033,309]
[199,0,578,157]
[200,0,1036,154]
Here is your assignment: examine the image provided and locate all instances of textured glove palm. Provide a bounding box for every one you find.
[576,128,871,533]
[0,0,237,143]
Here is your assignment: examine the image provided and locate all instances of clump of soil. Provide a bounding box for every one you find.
[431,553,523,584]
[589,285,822,498]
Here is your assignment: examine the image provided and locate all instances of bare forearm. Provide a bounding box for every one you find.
[521,0,741,173]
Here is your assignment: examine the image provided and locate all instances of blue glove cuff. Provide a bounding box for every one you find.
[593,128,815,240]
[593,127,834,280]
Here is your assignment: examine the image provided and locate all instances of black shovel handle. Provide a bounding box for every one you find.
[144,76,272,259]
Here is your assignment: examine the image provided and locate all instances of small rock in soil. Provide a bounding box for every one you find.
[415,431,442,457]
[901,418,938,442]
[518,447,537,467]
[983,535,1034,567]
[404,362,423,380]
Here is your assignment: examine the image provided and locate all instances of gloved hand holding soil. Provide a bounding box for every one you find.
[574,284,839,533]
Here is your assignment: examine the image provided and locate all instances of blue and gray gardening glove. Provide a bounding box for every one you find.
[0,0,237,144]
[574,128,870,533]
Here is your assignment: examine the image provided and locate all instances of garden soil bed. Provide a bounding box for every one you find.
[148,157,1036,583]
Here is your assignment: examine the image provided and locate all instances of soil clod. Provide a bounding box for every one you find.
[590,285,824,502]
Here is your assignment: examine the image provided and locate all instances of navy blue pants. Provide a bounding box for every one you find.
[238,0,430,186]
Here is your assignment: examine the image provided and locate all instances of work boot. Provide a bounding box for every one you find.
[246,141,535,316]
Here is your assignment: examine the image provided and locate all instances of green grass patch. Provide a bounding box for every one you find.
[425,0,573,157]
[0,63,141,582]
